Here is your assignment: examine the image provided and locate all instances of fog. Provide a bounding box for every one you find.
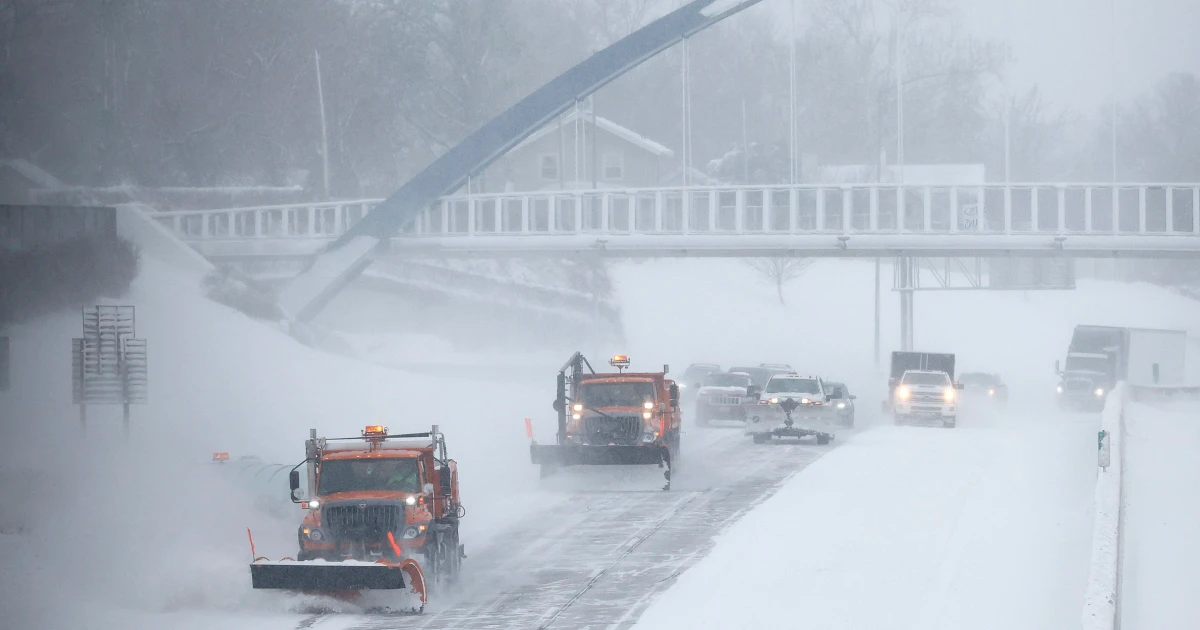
[2,0,1199,628]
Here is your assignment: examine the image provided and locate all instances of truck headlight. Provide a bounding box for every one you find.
[642,432,656,443]
[837,402,846,409]
[943,389,955,402]
[896,386,911,400]
[405,496,417,506]
[308,529,323,541]
[643,411,652,420]
[1056,385,1063,393]
[402,526,422,539]
[308,499,320,510]
[1095,388,1105,397]
[643,401,654,410]
[988,388,995,396]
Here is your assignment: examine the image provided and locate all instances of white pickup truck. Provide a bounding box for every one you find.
[892,369,963,428]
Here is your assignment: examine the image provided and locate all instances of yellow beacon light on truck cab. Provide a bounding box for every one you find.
[610,355,630,367]
[363,425,387,437]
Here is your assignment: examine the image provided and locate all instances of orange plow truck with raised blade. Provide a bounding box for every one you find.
[248,424,466,611]
[530,353,682,490]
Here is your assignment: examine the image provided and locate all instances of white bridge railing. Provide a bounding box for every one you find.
[151,183,1200,257]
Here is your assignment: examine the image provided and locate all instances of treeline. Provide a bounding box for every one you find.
[0,0,1195,198]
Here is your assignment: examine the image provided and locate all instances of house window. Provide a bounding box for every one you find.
[539,154,559,180]
[603,152,624,180]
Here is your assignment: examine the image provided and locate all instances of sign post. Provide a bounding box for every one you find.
[72,306,147,435]
[1098,429,1111,471]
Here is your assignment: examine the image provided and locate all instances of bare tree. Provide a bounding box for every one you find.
[745,257,813,305]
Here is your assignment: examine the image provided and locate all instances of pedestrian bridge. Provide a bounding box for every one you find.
[154,182,1200,260]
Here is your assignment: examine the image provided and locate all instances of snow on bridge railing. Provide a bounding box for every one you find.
[152,183,1200,242]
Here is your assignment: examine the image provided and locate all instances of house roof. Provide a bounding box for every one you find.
[0,159,66,189]
[510,110,675,158]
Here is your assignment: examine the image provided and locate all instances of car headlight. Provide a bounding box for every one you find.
[988,388,995,396]
[1095,388,1105,397]
[943,389,955,402]
[405,496,417,506]
[308,499,320,510]
[837,402,846,409]
[768,397,779,404]
[800,398,811,404]
[897,386,911,400]
[1056,385,1063,393]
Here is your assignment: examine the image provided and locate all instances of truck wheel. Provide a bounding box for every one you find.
[816,434,831,445]
[893,414,905,426]
[752,434,768,444]
[943,417,956,429]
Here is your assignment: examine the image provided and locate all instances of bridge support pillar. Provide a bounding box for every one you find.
[896,257,916,351]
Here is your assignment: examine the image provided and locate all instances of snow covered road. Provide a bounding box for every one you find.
[634,407,1098,630]
[302,425,834,629]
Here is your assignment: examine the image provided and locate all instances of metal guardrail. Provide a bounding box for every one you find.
[153,184,1200,244]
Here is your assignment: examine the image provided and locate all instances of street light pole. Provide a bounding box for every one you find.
[314,50,330,199]
[895,10,904,185]
[1109,0,1118,185]
[789,0,798,184]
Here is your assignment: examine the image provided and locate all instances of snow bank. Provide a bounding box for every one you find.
[1081,383,1125,630]
[1118,388,1200,629]
[634,414,1098,629]
[0,251,549,628]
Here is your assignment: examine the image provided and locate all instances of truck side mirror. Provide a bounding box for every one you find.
[1152,363,1160,384]
[289,469,302,502]
[849,394,857,400]
[669,383,679,406]
[954,382,965,390]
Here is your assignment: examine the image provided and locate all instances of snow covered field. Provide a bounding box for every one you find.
[3,251,1199,629]
[1120,396,1200,629]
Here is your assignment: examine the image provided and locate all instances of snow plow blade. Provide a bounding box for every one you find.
[250,562,408,591]
[531,444,667,467]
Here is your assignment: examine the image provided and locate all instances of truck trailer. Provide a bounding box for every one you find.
[1055,325,1186,409]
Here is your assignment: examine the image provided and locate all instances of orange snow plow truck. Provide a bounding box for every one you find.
[249,425,465,606]
[530,353,682,490]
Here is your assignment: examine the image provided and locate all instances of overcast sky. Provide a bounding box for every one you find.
[756,0,1200,116]
[962,0,1200,112]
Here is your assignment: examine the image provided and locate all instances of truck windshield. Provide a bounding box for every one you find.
[765,378,820,394]
[1065,356,1110,373]
[704,373,751,388]
[902,372,950,386]
[318,458,421,494]
[580,381,655,407]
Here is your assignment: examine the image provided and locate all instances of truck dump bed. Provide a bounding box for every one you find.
[890,352,956,381]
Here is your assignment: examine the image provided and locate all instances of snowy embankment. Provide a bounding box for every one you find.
[0,261,550,629]
[1118,389,1200,629]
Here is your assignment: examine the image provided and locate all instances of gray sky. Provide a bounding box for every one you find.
[757,0,1200,115]
[962,0,1200,112]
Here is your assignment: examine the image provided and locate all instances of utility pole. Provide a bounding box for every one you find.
[1109,0,1118,186]
[789,0,798,184]
[741,98,750,182]
[682,37,692,187]
[314,50,331,199]
[894,11,905,185]
[1003,1,1011,186]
